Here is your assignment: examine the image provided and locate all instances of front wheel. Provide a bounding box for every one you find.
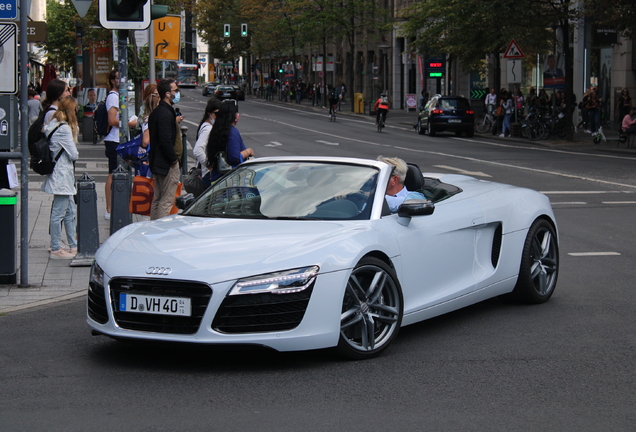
[505,219,559,304]
[475,116,492,133]
[427,121,436,137]
[337,257,403,359]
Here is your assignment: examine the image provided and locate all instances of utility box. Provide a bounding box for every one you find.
[354,93,364,114]
[0,189,17,284]
[0,96,18,151]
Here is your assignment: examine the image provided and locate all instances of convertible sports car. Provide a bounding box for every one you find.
[87,157,559,359]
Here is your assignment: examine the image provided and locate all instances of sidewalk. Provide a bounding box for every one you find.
[1,97,634,315]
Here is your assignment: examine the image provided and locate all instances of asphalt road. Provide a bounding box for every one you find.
[3,88,635,430]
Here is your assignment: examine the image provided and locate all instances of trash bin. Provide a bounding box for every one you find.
[354,93,364,114]
[0,189,17,284]
[82,114,94,143]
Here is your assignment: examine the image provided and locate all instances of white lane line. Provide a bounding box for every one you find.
[568,252,621,256]
[264,141,283,147]
[433,165,491,177]
[182,119,199,128]
[541,191,633,194]
[316,140,339,146]
[551,202,587,205]
[601,201,636,204]
[243,111,636,189]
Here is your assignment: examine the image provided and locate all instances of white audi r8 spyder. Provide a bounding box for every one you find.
[87,156,559,359]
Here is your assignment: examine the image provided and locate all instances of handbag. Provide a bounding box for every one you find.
[215,151,232,174]
[129,175,182,216]
[496,106,503,116]
[183,166,206,197]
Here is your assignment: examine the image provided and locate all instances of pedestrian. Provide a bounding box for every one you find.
[538,89,550,114]
[492,89,507,136]
[41,97,79,260]
[616,88,632,126]
[203,100,254,188]
[577,87,592,132]
[103,69,120,221]
[515,88,524,117]
[193,97,222,168]
[340,81,347,103]
[585,89,601,133]
[419,90,429,111]
[500,93,514,138]
[485,88,497,114]
[138,84,160,175]
[148,79,181,220]
[27,90,42,126]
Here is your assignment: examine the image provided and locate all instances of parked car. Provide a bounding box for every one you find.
[202,82,220,96]
[87,156,559,359]
[416,95,475,137]
[231,84,245,101]
[214,85,238,100]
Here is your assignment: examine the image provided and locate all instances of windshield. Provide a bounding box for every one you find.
[439,98,471,110]
[184,162,379,220]
[177,67,198,84]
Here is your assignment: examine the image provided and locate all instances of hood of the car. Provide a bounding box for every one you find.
[96,216,371,283]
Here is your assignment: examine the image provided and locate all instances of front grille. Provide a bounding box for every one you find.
[212,284,314,333]
[491,223,503,268]
[88,282,109,324]
[110,278,212,334]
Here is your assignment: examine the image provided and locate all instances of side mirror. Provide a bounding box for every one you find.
[175,193,196,210]
[397,200,434,226]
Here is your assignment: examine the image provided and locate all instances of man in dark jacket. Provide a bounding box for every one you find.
[149,78,180,220]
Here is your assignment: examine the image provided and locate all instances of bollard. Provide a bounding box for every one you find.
[71,173,100,267]
[110,165,131,235]
[180,125,188,177]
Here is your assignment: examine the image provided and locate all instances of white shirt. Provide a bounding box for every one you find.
[104,91,119,142]
[385,186,409,213]
[485,93,497,105]
[193,121,213,168]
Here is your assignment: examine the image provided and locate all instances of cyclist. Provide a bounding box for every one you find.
[328,86,341,118]
[374,92,390,125]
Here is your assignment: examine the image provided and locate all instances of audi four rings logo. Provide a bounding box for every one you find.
[146,267,172,275]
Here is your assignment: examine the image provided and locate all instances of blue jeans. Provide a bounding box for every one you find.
[588,109,600,132]
[503,113,512,135]
[50,195,77,252]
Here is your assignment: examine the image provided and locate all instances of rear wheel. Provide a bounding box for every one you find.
[475,116,492,133]
[416,121,425,135]
[337,257,403,360]
[505,219,559,304]
[427,121,436,137]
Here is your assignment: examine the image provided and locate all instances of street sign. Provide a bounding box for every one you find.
[71,0,92,18]
[154,15,180,61]
[503,39,524,59]
[0,0,16,20]
[0,22,17,94]
[470,89,486,99]
[25,21,47,43]
[507,59,522,84]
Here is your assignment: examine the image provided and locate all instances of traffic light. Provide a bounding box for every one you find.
[279,64,284,73]
[241,23,248,37]
[224,24,230,37]
[99,0,168,30]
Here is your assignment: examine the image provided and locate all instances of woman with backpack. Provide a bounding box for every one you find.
[42,79,71,124]
[42,97,80,260]
[193,97,222,169]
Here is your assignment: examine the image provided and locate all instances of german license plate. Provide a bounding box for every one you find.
[449,119,462,123]
[119,293,191,317]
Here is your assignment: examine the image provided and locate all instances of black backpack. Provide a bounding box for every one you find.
[29,123,63,175]
[94,91,116,136]
[27,106,55,150]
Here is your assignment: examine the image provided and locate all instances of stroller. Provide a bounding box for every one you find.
[116,134,151,177]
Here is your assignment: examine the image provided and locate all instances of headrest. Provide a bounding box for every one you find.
[404,163,424,191]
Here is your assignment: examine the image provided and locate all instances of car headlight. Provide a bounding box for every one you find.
[90,262,105,288]
[229,266,319,296]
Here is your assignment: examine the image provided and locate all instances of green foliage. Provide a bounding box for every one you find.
[41,0,79,73]
[585,0,636,38]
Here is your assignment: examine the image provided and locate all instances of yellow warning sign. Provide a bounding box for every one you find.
[154,16,181,61]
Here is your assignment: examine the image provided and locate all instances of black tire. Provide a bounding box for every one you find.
[466,129,474,138]
[593,136,601,144]
[336,257,403,360]
[427,121,436,137]
[506,219,559,304]
[416,121,425,135]
[475,116,491,134]
[455,131,463,137]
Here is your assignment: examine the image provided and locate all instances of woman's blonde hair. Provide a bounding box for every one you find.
[142,83,158,122]
[52,97,79,142]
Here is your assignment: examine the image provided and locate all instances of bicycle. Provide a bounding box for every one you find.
[330,103,337,122]
[475,109,497,134]
[592,127,628,146]
[377,111,386,132]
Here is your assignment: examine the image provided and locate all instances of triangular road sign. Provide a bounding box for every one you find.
[71,0,92,18]
[503,39,524,58]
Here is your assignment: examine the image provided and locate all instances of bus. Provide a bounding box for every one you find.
[176,64,199,87]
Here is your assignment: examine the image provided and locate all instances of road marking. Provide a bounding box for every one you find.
[264,141,283,147]
[601,201,636,204]
[551,202,587,205]
[541,191,633,194]
[568,252,621,256]
[433,165,491,177]
[182,119,199,128]
[316,140,339,146]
